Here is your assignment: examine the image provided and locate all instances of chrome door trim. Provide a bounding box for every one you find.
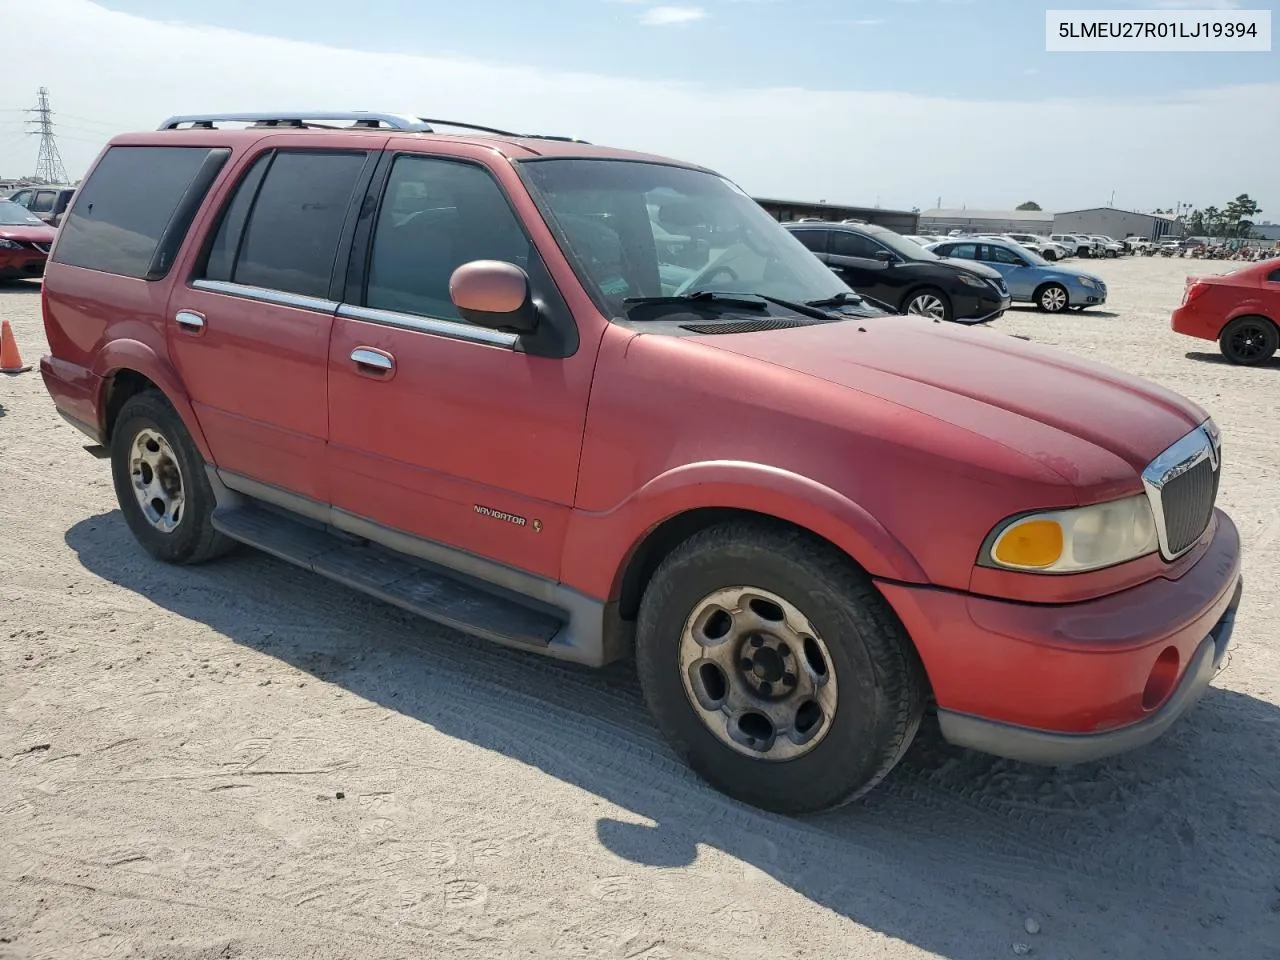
[336,303,518,348]
[191,279,340,314]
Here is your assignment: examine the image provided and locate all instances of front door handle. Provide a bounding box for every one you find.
[351,347,395,377]
[175,310,206,333]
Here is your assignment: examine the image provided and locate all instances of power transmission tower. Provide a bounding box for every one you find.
[25,87,68,184]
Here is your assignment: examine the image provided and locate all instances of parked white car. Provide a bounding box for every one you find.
[1051,233,1095,257]
[1086,235,1124,258]
[1000,233,1067,262]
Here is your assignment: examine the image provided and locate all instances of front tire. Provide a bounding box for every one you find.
[1036,283,1069,313]
[904,287,952,323]
[1218,316,1279,366]
[110,390,234,564]
[635,520,927,814]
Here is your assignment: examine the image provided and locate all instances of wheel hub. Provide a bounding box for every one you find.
[129,428,186,534]
[678,587,838,761]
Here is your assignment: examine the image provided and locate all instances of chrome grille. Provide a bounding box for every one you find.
[1141,424,1220,560]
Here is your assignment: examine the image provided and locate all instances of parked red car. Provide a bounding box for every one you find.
[0,199,56,280]
[1172,259,1280,365]
[39,112,1242,813]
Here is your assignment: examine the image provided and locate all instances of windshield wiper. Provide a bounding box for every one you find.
[623,291,769,310]
[804,292,863,308]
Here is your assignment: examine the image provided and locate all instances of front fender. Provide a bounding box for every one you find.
[91,339,213,461]
[561,460,928,601]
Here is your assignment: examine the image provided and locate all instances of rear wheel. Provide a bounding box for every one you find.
[635,520,927,814]
[110,390,234,564]
[1036,283,1069,313]
[904,287,952,323]
[1219,316,1279,366]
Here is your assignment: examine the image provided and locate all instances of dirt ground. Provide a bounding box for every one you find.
[2,256,1278,960]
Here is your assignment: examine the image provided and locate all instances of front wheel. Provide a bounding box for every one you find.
[1036,283,1069,313]
[904,287,952,323]
[635,521,927,814]
[110,390,234,564]
[1219,316,1279,366]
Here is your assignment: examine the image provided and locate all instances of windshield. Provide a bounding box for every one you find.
[518,159,852,316]
[1012,244,1051,266]
[873,228,941,261]
[0,200,45,227]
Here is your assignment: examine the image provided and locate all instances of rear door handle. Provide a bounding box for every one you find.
[351,347,395,377]
[175,310,206,333]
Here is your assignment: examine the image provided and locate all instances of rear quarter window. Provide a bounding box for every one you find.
[52,145,229,280]
[1268,268,1280,283]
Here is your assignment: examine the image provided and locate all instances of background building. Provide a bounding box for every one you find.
[1251,222,1280,242]
[754,197,919,234]
[917,208,1054,236]
[1053,208,1186,241]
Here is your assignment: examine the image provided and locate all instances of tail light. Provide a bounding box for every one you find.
[1182,279,1210,305]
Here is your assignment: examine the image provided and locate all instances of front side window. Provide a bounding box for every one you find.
[365,156,534,321]
[947,243,979,260]
[830,231,882,259]
[519,158,850,315]
[985,245,1023,265]
[791,229,827,254]
[30,191,56,214]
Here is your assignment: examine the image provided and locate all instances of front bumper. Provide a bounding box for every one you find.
[878,508,1242,765]
[953,292,1012,324]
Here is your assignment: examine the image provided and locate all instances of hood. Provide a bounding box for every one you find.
[0,224,56,244]
[701,314,1205,477]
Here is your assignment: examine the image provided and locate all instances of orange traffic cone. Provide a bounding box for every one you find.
[1,319,31,374]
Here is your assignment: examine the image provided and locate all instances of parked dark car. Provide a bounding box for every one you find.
[783,221,1011,323]
[7,185,76,227]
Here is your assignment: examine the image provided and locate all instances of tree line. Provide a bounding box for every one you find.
[1155,194,1263,239]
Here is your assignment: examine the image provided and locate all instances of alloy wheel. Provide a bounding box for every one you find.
[129,428,186,533]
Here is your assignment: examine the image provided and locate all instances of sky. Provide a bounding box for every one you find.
[1,0,1277,217]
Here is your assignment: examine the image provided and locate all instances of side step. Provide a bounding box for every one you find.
[211,502,563,650]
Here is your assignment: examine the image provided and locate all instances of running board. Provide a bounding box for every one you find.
[211,502,563,651]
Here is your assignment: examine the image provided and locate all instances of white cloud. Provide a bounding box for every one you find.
[639,5,707,24]
[842,19,885,26]
[11,0,1278,217]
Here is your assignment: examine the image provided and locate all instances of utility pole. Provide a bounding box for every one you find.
[25,87,68,184]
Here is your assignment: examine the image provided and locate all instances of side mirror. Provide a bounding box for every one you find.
[449,260,538,334]
[874,249,895,263]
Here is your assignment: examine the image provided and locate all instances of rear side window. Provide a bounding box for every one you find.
[947,243,979,260]
[208,151,367,299]
[1268,268,1280,283]
[53,146,228,279]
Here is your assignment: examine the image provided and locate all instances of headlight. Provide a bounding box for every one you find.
[1076,276,1097,287]
[957,273,989,288]
[983,495,1158,573]
[0,239,22,249]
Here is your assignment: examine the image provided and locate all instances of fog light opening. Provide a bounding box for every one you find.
[1142,646,1181,712]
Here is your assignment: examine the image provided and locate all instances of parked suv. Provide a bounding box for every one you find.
[1052,234,1094,258]
[7,184,76,227]
[40,112,1243,814]
[784,221,1011,323]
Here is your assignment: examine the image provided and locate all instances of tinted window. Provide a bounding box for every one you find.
[201,154,273,283]
[232,151,366,298]
[53,146,225,279]
[1269,268,1280,283]
[791,229,827,253]
[366,156,533,321]
[30,191,56,214]
[986,245,1024,265]
[830,231,882,259]
[946,243,979,260]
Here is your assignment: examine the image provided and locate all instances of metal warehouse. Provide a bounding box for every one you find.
[754,197,919,234]
[1052,208,1187,241]
[918,208,1055,236]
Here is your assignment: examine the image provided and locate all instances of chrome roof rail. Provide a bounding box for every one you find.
[157,112,433,131]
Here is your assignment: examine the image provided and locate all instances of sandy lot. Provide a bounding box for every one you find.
[2,256,1278,960]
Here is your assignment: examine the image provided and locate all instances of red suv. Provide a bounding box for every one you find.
[40,112,1243,813]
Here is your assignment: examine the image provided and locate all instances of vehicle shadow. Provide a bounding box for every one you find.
[0,279,43,293]
[1185,350,1280,370]
[1006,306,1120,318]
[64,511,1278,960]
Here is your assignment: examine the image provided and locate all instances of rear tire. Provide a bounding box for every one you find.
[1218,316,1279,366]
[635,520,927,814]
[110,390,234,565]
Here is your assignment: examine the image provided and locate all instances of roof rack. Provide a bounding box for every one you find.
[158,112,431,131]
[157,112,590,143]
